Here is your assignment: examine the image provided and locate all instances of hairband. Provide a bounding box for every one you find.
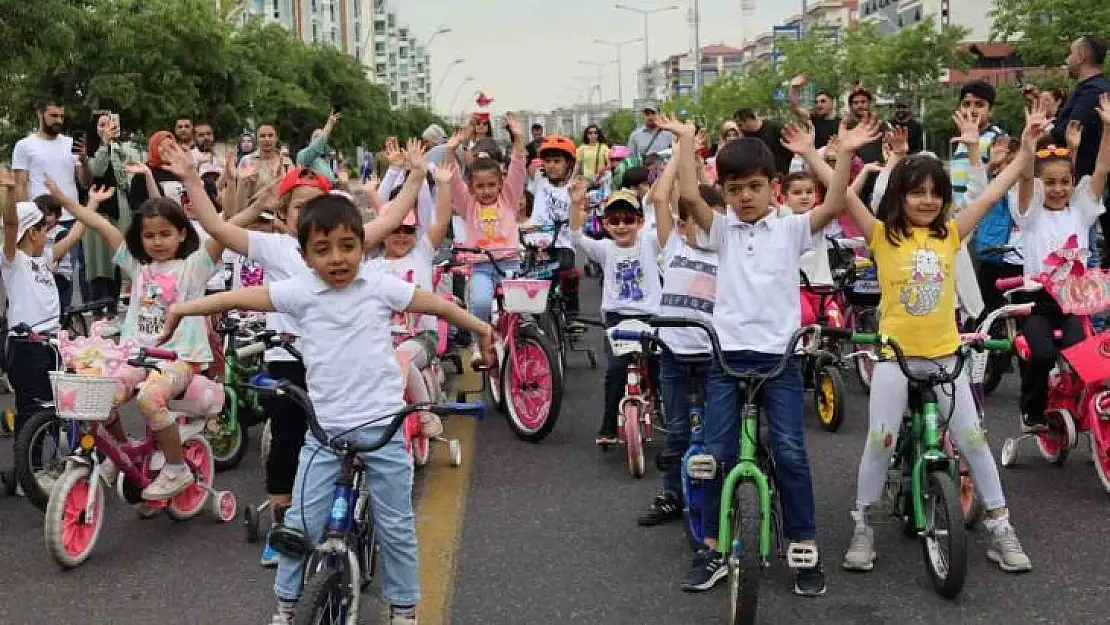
[1035,146,1069,159]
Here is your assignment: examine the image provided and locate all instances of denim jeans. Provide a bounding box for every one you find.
[702,351,816,542]
[467,260,519,323]
[274,428,418,606]
[659,352,709,497]
[601,312,659,434]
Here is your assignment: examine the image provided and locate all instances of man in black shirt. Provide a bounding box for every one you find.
[889,96,924,154]
[847,87,887,164]
[788,75,840,149]
[734,108,794,176]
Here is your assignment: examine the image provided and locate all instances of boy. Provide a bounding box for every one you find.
[569,185,662,444]
[950,81,1005,207]
[158,194,495,625]
[660,115,853,597]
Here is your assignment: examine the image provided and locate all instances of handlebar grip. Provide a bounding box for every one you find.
[851,333,880,345]
[237,342,266,358]
[431,401,487,420]
[610,330,646,342]
[819,327,854,341]
[143,347,179,361]
[982,338,1012,353]
[995,276,1027,290]
[248,373,285,392]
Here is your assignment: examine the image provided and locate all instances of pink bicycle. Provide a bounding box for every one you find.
[43,346,237,568]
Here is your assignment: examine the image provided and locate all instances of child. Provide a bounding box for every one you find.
[531,135,582,325]
[780,170,837,326]
[444,112,528,360]
[833,106,1046,576]
[382,161,458,439]
[30,195,74,315]
[569,185,662,444]
[1012,93,1110,433]
[970,135,1024,317]
[155,193,495,625]
[178,141,425,566]
[662,111,856,597]
[636,146,725,527]
[0,174,89,437]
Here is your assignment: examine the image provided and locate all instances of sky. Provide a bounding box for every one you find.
[396,0,804,114]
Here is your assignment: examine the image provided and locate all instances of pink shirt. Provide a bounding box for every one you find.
[452,147,527,262]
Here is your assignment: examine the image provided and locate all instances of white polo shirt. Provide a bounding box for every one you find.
[269,262,415,431]
[697,211,815,353]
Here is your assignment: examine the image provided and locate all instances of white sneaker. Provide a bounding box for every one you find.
[987,524,1033,573]
[390,614,418,625]
[419,412,444,438]
[141,466,194,500]
[842,512,876,572]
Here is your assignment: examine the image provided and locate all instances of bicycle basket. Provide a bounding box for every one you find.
[49,371,118,421]
[501,279,550,314]
[1061,333,1110,386]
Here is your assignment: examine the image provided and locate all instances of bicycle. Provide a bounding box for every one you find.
[975,244,1028,395]
[799,269,848,433]
[43,345,238,569]
[595,318,663,478]
[451,244,563,442]
[209,312,270,470]
[610,318,828,624]
[251,368,485,625]
[827,237,880,391]
[846,331,1010,599]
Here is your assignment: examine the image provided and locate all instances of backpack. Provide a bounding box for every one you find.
[972,193,1013,263]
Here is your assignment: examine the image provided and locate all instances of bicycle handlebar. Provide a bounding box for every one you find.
[995,275,1044,291]
[848,333,1009,385]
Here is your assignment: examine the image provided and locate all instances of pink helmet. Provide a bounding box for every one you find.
[609,145,631,161]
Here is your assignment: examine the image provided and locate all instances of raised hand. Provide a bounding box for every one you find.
[504,112,523,138]
[446,131,466,151]
[1097,92,1110,126]
[434,162,458,185]
[162,142,195,178]
[1021,99,1050,153]
[790,74,808,88]
[362,174,380,195]
[568,176,587,207]
[384,137,405,168]
[655,113,696,137]
[1065,120,1083,149]
[404,138,427,171]
[780,122,817,155]
[949,109,980,147]
[88,185,116,204]
[123,162,151,176]
[839,118,883,153]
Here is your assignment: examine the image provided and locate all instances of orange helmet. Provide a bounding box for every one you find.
[539,135,577,162]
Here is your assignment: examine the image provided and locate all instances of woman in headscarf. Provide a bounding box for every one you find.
[236,133,256,167]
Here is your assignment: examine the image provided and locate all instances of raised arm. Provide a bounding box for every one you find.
[160,287,275,344]
[657,115,713,232]
[364,139,427,248]
[428,163,457,248]
[788,75,812,120]
[45,175,124,252]
[159,143,230,263]
[501,112,528,210]
[649,140,681,246]
[1,169,18,261]
[1091,93,1110,200]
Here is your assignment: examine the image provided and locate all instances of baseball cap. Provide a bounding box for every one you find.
[604,189,643,216]
[3,202,45,242]
[642,101,659,113]
[422,124,447,145]
[277,167,333,197]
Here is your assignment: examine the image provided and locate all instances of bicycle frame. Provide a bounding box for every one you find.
[617,349,655,440]
[718,402,774,564]
[901,386,949,531]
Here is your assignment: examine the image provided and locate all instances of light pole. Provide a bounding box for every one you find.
[571,75,599,107]
[613,3,678,68]
[579,60,613,107]
[692,0,702,92]
[449,77,475,114]
[594,38,642,107]
[433,58,465,111]
[423,25,450,48]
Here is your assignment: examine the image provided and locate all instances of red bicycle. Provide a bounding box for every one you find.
[601,319,661,478]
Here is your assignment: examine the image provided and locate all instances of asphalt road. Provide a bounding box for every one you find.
[0,278,1107,625]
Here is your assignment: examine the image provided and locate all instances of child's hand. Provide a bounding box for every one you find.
[780,121,817,155]
[88,185,115,205]
[162,142,196,179]
[44,174,64,199]
[949,109,980,147]
[475,323,497,368]
[404,138,427,172]
[362,174,380,195]
[1065,120,1083,149]
[446,131,465,151]
[384,137,405,168]
[888,125,909,156]
[655,113,696,137]
[1020,99,1050,153]
[694,128,708,154]
[157,306,183,345]
[123,162,151,176]
[568,176,587,207]
[1097,93,1110,127]
[434,162,458,185]
[839,118,883,153]
[505,112,523,139]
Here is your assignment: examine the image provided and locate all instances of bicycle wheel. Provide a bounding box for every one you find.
[13,409,71,512]
[726,480,762,625]
[814,366,845,433]
[502,325,563,442]
[292,568,355,625]
[921,470,968,599]
[623,403,645,478]
[210,394,249,471]
[44,466,105,569]
[357,515,379,592]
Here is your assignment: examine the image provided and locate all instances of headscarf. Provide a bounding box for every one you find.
[146,130,175,168]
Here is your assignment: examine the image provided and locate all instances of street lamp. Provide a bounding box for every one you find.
[449,77,475,114]
[613,3,678,68]
[579,60,614,107]
[594,37,643,107]
[433,58,465,111]
[424,25,450,48]
[571,75,600,106]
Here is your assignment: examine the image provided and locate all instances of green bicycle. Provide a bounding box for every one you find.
[210,314,268,471]
[848,331,1010,599]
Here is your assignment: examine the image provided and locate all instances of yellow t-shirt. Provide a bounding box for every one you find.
[870,220,961,359]
[578,144,609,180]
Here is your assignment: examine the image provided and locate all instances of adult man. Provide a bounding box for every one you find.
[846,87,887,164]
[788,75,841,149]
[627,103,674,158]
[192,122,223,177]
[174,117,194,148]
[11,97,93,308]
[734,108,793,176]
[1052,35,1110,265]
[526,123,545,163]
[889,96,924,155]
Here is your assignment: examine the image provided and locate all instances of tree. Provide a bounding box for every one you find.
[600,109,638,146]
[990,0,1110,67]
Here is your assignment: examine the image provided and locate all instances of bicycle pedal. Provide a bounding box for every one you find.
[786,543,819,569]
[686,454,717,480]
[270,523,313,559]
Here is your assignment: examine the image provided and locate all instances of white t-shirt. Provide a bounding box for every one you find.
[571,229,662,316]
[1013,176,1104,277]
[191,221,228,291]
[11,134,78,221]
[1,249,59,334]
[269,262,416,431]
[531,177,573,250]
[697,211,816,353]
[230,249,265,291]
[799,232,833,287]
[658,232,717,354]
[45,225,74,280]
[383,236,436,334]
[247,231,312,362]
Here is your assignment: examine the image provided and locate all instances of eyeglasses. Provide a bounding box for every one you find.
[393,226,417,235]
[1035,146,1069,159]
[606,213,639,226]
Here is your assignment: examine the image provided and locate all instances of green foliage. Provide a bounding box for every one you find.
[0,0,445,158]
[600,109,639,146]
[990,0,1110,67]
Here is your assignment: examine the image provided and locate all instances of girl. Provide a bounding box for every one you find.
[47,152,230,500]
[970,135,1024,317]
[832,107,1045,575]
[381,162,457,438]
[444,112,528,361]
[777,167,837,324]
[1012,93,1110,432]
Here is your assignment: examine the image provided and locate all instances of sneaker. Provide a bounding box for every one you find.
[1021,413,1047,433]
[98,458,120,488]
[793,561,827,597]
[261,531,281,568]
[987,524,1033,573]
[637,491,682,526]
[681,549,727,592]
[141,466,194,501]
[419,411,444,439]
[595,428,619,446]
[267,615,291,625]
[842,522,876,572]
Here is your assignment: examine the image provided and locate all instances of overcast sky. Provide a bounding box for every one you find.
[397,0,803,113]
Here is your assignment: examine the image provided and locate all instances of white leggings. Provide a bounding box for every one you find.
[396,339,431,404]
[855,356,1007,513]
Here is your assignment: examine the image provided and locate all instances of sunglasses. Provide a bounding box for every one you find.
[606,213,639,226]
[1035,147,1069,159]
[393,226,417,235]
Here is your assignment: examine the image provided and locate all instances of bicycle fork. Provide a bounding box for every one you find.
[718,405,773,567]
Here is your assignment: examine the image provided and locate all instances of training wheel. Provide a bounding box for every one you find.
[1000,438,1018,468]
[244,505,260,543]
[448,439,462,467]
[212,490,237,522]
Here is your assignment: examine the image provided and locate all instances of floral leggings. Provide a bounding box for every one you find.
[109,361,225,432]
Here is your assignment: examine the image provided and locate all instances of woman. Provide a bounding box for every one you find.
[577,124,610,186]
[239,124,294,197]
[235,133,256,167]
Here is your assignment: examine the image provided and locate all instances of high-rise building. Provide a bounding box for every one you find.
[240,0,431,109]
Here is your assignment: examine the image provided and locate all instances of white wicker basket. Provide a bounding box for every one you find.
[501,279,550,314]
[49,371,118,421]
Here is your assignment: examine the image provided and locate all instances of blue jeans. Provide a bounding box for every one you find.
[659,352,709,497]
[467,260,519,323]
[274,428,418,606]
[703,351,816,542]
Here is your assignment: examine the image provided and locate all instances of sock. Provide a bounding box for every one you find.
[984,513,1011,535]
[391,604,417,618]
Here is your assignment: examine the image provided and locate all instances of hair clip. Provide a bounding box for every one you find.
[1035,146,1069,159]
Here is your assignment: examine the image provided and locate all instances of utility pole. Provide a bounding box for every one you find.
[693,0,702,93]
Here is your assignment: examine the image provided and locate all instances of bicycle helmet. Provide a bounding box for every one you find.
[608,145,631,161]
[539,135,577,162]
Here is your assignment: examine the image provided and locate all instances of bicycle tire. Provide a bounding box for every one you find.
[292,568,354,625]
[13,409,67,512]
[921,470,968,599]
[727,480,762,625]
[502,324,563,442]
